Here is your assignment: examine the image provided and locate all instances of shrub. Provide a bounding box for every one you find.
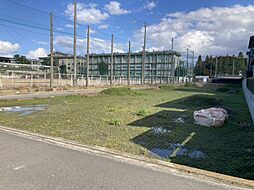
[101,87,142,96]
[136,108,149,117]
[158,85,175,91]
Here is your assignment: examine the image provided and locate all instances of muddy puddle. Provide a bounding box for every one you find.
[151,143,206,159]
[0,105,47,116]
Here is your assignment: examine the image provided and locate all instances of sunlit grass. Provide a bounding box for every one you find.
[0,84,253,179]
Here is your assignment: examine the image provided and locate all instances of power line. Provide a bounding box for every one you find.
[0,23,49,36]
[0,18,86,38]
[0,13,50,45]
[3,0,144,47]
[3,0,48,15]
[0,18,49,31]
[0,12,49,28]
[2,0,150,54]
[0,22,18,41]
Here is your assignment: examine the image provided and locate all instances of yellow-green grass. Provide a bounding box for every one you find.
[0,84,253,179]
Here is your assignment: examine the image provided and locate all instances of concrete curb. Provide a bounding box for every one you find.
[0,126,253,189]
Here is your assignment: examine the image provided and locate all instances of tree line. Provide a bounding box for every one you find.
[193,52,247,77]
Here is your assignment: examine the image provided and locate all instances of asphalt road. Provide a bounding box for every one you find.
[0,131,248,190]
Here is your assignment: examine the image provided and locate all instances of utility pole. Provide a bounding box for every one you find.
[232,59,235,76]
[152,50,155,84]
[73,0,77,86]
[177,60,180,83]
[210,58,213,77]
[110,34,114,86]
[86,25,90,87]
[50,12,54,88]
[186,48,189,83]
[171,38,174,83]
[191,50,194,82]
[127,41,131,86]
[160,54,162,84]
[141,21,147,85]
[215,56,218,77]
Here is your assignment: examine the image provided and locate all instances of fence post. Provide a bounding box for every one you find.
[11,73,14,88]
[70,74,73,86]
[58,70,61,86]
[30,73,33,87]
[0,73,2,88]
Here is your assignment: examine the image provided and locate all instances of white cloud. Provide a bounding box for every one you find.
[134,4,254,56]
[144,1,156,10]
[105,1,130,15]
[98,24,109,29]
[36,41,48,45]
[65,24,74,28]
[55,35,125,54]
[65,3,109,24]
[0,40,20,56]
[56,27,64,32]
[27,48,47,59]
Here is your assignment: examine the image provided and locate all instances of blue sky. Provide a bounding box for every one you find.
[0,0,254,59]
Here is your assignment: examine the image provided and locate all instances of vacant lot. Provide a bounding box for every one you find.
[0,84,253,179]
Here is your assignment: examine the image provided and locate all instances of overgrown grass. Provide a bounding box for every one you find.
[101,87,142,96]
[0,83,253,179]
[135,108,150,117]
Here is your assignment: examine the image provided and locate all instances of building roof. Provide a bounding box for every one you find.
[29,59,40,62]
[0,56,14,61]
[39,50,181,59]
[39,51,85,59]
[90,50,181,57]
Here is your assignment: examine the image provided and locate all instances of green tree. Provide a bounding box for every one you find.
[175,66,187,77]
[59,65,67,74]
[238,52,247,75]
[193,55,203,76]
[13,54,30,64]
[204,55,210,76]
[97,61,108,75]
[40,57,50,66]
[196,53,247,77]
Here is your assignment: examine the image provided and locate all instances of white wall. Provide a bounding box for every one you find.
[242,79,254,122]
